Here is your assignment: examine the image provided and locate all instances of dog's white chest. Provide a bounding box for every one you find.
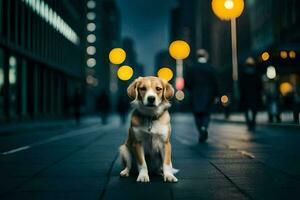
[132,120,169,152]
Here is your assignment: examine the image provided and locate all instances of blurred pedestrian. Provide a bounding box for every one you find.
[264,80,281,123]
[98,90,110,124]
[117,93,130,125]
[239,57,262,131]
[72,87,83,125]
[185,49,218,143]
[293,88,300,124]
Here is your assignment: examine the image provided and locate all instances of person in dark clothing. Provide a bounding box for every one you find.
[239,57,262,131]
[98,90,110,125]
[185,49,218,143]
[72,87,83,125]
[117,93,130,125]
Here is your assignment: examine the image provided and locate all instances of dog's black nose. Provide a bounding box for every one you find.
[147,96,155,104]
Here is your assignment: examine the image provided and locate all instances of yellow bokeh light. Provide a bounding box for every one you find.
[289,51,296,59]
[280,51,288,59]
[261,52,270,61]
[117,65,133,81]
[157,67,173,82]
[221,95,229,104]
[280,82,293,96]
[109,48,126,64]
[175,90,185,101]
[169,40,190,60]
[211,0,244,20]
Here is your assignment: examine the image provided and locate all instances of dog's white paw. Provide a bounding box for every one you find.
[120,168,130,177]
[164,173,178,182]
[137,170,150,182]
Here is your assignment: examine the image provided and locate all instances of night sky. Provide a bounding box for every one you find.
[116,0,177,75]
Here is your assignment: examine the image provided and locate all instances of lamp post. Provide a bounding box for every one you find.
[169,40,190,93]
[212,0,244,101]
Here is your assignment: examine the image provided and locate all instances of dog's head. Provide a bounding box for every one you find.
[127,76,174,107]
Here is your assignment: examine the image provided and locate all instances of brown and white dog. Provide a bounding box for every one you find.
[119,76,178,182]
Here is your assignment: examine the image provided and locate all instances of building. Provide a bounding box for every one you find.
[0,0,86,123]
[85,0,121,112]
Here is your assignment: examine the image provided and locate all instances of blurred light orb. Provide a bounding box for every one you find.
[261,52,270,61]
[87,12,96,20]
[109,48,126,64]
[117,65,133,81]
[280,82,293,96]
[221,95,229,104]
[175,90,185,101]
[211,0,244,20]
[87,0,96,9]
[87,58,96,68]
[289,51,296,59]
[176,77,185,90]
[280,51,288,59]
[169,40,190,60]
[9,56,17,66]
[87,34,96,43]
[87,23,96,32]
[86,46,96,55]
[157,67,173,81]
[266,66,276,79]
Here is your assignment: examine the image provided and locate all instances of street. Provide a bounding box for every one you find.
[0,114,300,200]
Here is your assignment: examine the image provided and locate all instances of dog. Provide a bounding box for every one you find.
[119,76,178,182]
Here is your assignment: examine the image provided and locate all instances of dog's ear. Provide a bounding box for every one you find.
[127,77,142,100]
[163,81,174,101]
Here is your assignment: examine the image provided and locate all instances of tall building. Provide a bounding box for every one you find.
[0,0,86,123]
[85,0,121,112]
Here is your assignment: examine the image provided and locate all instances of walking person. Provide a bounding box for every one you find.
[98,90,110,125]
[239,58,262,131]
[117,93,130,125]
[72,87,83,125]
[185,49,218,143]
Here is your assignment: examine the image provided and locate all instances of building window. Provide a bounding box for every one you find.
[9,55,18,118]
[0,49,4,120]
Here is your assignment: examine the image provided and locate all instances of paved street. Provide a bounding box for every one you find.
[1,114,300,200]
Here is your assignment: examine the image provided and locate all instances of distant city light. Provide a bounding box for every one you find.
[266,66,276,79]
[175,90,185,101]
[169,40,190,60]
[157,67,173,82]
[9,56,17,84]
[224,0,234,9]
[87,58,96,68]
[9,56,17,67]
[86,75,98,86]
[109,48,126,64]
[117,65,133,81]
[280,51,288,59]
[21,0,79,44]
[87,34,96,43]
[87,0,96,9]
[87,12,96,20]
[261,52,270,61]
[221,95,229,105]
[87,23,96,32]
[86,46,96,55]
[289,51,296,59]
[176,77,185,90]
[280,82,293,96]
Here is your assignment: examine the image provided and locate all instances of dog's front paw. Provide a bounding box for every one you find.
[137,170,150,182]
[120,168,130,177]
[164,172,178,182]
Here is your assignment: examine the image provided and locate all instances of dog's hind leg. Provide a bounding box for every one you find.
[119,144,132,177]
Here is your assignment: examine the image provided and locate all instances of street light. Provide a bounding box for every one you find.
[117,65,134,81]
[157,67,173,82]
[109,48,127,93]
[212,0,244,101]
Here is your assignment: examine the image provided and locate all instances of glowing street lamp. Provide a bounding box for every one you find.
[157,67,173,82]
[169,40,190,92]
[109,48,127,93]
[212,0,244,101]
[117,65,133,81]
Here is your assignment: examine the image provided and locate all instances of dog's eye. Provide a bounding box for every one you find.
[139,87,146,91]
[156,87,162,91]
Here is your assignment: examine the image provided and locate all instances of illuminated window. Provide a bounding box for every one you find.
[87,58,96,68]
[87,23,96,32]
[9,56,17,84]
[87,34,96,43]
[86,46,96,55]
[87,12,96,20]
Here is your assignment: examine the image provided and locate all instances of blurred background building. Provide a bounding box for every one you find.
[0,0,86,123]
